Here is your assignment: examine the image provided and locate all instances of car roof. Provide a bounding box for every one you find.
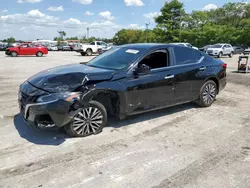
[216,43,231,45]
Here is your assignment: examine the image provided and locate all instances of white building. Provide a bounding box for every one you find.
[32,40,58,45]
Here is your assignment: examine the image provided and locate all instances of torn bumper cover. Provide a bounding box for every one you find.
[19,99,76,129]
[18,82,90,130]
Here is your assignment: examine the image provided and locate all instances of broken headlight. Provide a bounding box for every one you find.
[36,92,81,103]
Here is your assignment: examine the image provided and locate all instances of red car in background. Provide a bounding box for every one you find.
[5,43,48,57]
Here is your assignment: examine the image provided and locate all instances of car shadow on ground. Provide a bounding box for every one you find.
[108,103,197,129]
[13,103,197,146]
[5,56,47,58]
[14,114,67,146]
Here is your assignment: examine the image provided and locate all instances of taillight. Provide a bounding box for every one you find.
[222,63,227,68]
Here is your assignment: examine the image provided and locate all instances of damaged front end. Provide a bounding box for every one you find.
[19,77,111,130]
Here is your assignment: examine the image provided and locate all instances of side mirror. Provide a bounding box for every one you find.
[134,64,151,75]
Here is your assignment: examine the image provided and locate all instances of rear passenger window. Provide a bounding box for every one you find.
[173,46,203,66]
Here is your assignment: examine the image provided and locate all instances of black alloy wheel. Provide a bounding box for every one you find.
[65,101,107,137]
[195,80,217,107]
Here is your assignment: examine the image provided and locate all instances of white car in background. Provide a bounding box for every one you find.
[206,44,234,58]
[169,42,199,50]
[49,45,58,51]
[77,41,107,56]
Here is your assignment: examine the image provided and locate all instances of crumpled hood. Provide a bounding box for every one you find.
[27,63,115,93]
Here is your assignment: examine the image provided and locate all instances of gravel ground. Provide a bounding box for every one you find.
[0,52,250,188]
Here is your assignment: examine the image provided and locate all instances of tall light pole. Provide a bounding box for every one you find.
[87,27,89,39]
[145,22,150,43]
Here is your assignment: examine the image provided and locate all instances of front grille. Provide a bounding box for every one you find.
[207,50,213,54]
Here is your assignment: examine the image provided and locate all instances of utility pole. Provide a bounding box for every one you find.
[145,22,150,43]
[87,27,89,39]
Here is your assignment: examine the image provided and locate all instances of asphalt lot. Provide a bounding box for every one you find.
[0,52,250,188]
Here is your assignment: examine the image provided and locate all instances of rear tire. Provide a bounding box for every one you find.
[11,51,18,57]
[229,52,233,58]
[36,51,43,57]
[195,80,217,107]
[64,101,107,137]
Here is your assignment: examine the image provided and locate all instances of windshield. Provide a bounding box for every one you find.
[87,47,146,70]
[211,45,223,48]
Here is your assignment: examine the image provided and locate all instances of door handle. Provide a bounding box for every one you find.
[165,75,174,79]
[199,66,207,71]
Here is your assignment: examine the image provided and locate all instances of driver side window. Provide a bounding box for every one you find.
[20,44,28,48]
[138,50,169,70]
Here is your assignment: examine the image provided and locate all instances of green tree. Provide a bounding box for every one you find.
[112,1,250,47]
[65,36,79,40]
[58,31,66,40]
[6,37,16,43]
[155,0,185,42]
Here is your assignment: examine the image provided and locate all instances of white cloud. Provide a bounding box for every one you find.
[99,11,115,21]
[128,24,144,30]
[27,10,45,18]
[0,9,59,27]
[64,18,82,25]
[17,0,42,3]
[144,12,161,22]
[84,11,94,16]
[27,9,45,18]
[0,9,122,39]
[72,0,92,5]
[1,9,8,13]
[124,0,144,6]
[203,4,218,11]
[47,6,64,12]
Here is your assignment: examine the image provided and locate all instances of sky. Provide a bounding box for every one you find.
[0,0,249,40]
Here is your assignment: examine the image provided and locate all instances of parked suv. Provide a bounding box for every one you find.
[206,44,234,58]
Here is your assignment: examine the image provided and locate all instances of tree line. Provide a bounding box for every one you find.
[113,1,250,47]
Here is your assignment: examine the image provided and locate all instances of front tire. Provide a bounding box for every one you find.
[195,80,217,107]
[218,52,222,58]
[80,52,86,56]
[11,51,18,57]
[64,101,107,137]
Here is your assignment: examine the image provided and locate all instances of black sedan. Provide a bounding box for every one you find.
[18,43,227,137]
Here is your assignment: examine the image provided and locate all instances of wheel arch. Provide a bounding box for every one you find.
[81,89,122,118]
[10,50,18,54]
[92,91,120,116]
[205,77,220,94]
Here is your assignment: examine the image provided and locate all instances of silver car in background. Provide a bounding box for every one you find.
[206,44,234,58]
